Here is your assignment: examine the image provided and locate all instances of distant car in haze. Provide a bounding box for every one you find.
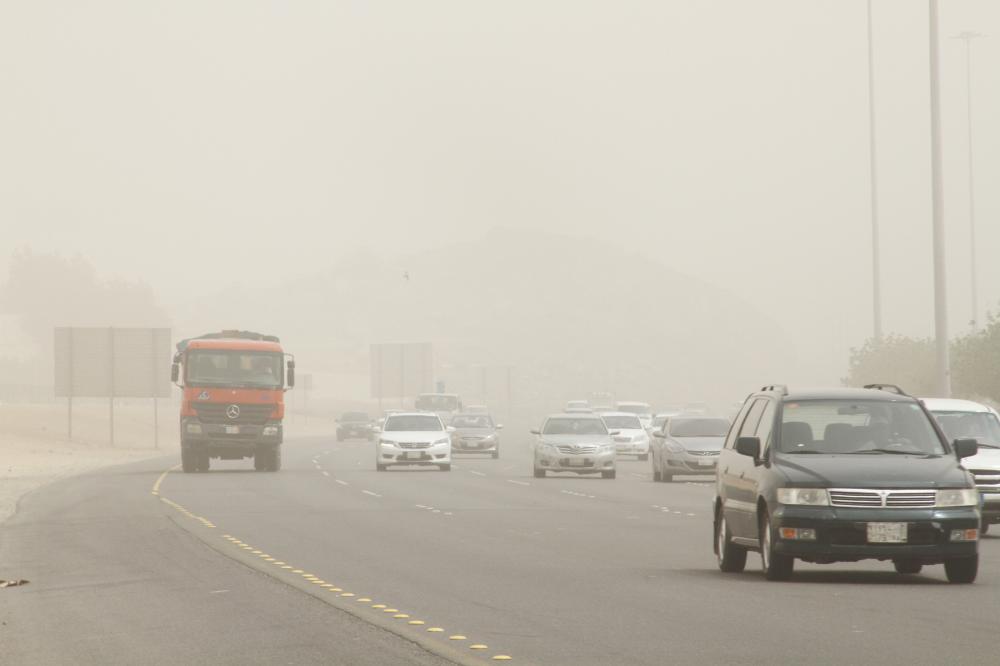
[450,412,503,458]
[376,412,453,472]
[651,416,730,481]
[465,404,490,415]
[565,400,592,412]
[602,412,651,460]
[616,401,653,429]
[532,414,617,479]
[337,411,373,442]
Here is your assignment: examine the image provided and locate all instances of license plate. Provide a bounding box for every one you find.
[568,459,588,466]
[404,451,424,460]
[225,425,239,434]
[867,522,907,543]
[698,459,715,467]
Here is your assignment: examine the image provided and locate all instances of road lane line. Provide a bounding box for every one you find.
[470,470,486,477]
[322,471,330,477]
[507,480,530,486]
[335,480,349,486]
[362,490,382,498]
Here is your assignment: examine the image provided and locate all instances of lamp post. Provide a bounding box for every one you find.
[929,0,951,396]
[866,0,883,342]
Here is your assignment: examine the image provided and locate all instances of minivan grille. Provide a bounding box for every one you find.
[829,489,936,509]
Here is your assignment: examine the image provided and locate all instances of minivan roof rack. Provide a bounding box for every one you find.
[760,384,788,395]
[863,383,908,396]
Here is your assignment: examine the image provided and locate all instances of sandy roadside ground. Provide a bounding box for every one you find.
[1,402,335,525]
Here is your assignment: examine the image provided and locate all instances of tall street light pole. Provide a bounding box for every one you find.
[929,0,951,396]
[867,0,883,342]
[953,30,985,330]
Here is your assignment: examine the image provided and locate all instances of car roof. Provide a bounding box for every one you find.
[920,397,995,413]
[386,412,442,418]
[546,413,604,420]
[778,387,920,402]
[600,411,642,418]
[616,401,650,407]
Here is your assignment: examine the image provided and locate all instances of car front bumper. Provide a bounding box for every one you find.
[536,450,615,473]
[664,452,719,474]
[614,441,650,455]
[453,438,499,453]
[771,505,981,564]
[378,442,452,465]
[339,426,372,439]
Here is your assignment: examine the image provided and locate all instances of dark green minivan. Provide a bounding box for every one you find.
[713,385,981,583]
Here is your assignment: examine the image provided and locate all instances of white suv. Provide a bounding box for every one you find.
[923,397,1000,534]
[376,412,453,472]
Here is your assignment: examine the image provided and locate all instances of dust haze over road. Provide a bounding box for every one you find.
[3,1,1000,665]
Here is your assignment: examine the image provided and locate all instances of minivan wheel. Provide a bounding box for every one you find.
[981,522,990,535]
[638,453,649,462]
[716,513,747,573]
[760,510,794,581]
[944,556,978,584]
[893,559,923,575]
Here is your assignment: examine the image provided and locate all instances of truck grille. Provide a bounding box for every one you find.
[829,489,936,509]
[193,403,274,425]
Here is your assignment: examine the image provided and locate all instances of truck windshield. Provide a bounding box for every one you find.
[186,350,283,388]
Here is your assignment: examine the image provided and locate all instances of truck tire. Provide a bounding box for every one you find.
[255,447,279,472]
[270,446,282,472]
[181,448,197,473]
[196,451,211,472]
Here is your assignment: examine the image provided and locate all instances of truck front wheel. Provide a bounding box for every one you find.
[255,447,281,472]
[181,447,197,473]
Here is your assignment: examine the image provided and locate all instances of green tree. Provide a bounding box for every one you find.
[843,335,937,396]
[952,312,1000,404]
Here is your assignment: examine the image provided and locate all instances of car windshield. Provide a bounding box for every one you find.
[186,350,283,388]
[616,404,651,415]
[932,410,1000,447]
[451,415,494,428]
[342,412,369,422]
[384,415,443,432]
[603,415,642,429]
[543,418,608,436]
[778,400,945,455]
[669,418,730,438]
[415,395,460,411]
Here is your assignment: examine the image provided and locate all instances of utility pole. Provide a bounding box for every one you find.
[929,0,951,396]
[867,0,883,341]
[953,30,985,330]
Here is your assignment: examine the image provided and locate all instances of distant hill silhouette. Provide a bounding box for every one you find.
[179,229,793,410]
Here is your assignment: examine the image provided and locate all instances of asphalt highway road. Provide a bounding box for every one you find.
[4,429,1000,665]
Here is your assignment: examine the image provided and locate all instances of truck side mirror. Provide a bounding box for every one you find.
[287,360,296,388]
[954,438,978,460]
[170,363,180,383]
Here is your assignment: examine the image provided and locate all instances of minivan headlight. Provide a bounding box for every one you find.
[777,488,830,506]
[936,488,978,507]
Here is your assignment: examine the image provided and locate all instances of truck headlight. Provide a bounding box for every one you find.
[776,488,830,506]
[936,489,978,507]
[262,426,279,436]
[185,423,203,434]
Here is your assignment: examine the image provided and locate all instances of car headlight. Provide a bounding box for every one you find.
[379,438,397,447]
[776,488,830,506]
[665,441,685,453]
[936,488,979,507]
[433,437,450,446]
[600,444,615,453]
[185,422,203,434]
[262,425,279,436]
[541,443,559,453]
[482,434,497,442]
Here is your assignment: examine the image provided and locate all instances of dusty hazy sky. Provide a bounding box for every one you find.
[2,1,998,381]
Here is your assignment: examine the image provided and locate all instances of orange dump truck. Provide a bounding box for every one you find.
[171,331,295,472]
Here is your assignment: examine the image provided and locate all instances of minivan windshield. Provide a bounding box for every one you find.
[932,410,1000,447]
[778,400,945,455]
[543,418,609,436]
[669,418,730,438]
[384,415,443,432]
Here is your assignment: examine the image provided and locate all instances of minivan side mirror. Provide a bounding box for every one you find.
[736,436,761,459]
[954,438,978,460]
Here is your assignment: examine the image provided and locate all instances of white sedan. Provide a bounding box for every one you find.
[375,412,453,472]
[601,412,651,460]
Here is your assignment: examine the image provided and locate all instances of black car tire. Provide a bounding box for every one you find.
[653,468,662,482]
[492,448,500,459]
[376,463,387,472]
[661,472,673,483]
[893,559,923,575]
[639,453,649,462]
[760,510,794,581]
[181,448,197,473]
[716,512,748,573]
[981,522,990,535]
[533,467,546,478]
[438,464,451,472]
[602,470,616,479]
[944,556,978,584]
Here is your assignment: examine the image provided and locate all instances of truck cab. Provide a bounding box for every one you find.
[172,330,294,472]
